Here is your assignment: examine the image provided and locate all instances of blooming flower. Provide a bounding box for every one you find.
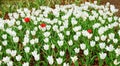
[99,42,106,49]
[43,44,49,50]
[114,59,120,65]
[34,54,40,61]
[100,35,107,41]
[2,34,7,39]
[84,49,89,56]
[0,46,2,51]
[57,40,64,47]
[90,41,95,47]
[11,50,17,57]
[16,55,22,61]
[66,31,70,36]
[7,61,13,66]
[60,51,65,56]
[56,57,63,64]
[13,36,19,43]
[40,23,46,28]
[68,40,73,46]
[43,32,50,37]
[44,37,49,43]
[22,62,29,66]
[47,56,54,65]
[2,56,10,63]
[106,44,114,52]
[80,43,86,50]
[95,36,99,41]
[115,48,120,56]
[63,62,69,66]
[74,48,80,53]
[87,29,92,33]
[51,44,55,49]
[71,56,78,63]
[24,17,30,23]
[2,40,8,46]
[99,52,107,59]
[108,33,115,40]
[24,47,30,53]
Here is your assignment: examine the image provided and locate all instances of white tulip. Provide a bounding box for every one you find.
[7,61,13,66]
[2,40,8,46]
[11,50,17,57]
[93,23,101,29]
[90,41,95,47]
[57,40,63,47]
[6,49,11,54]
[16,21,21,25]
[80,43,86,50]
[30,39,35,45]
[73,26,81,32]
[51,44,55,49]
[100,35,107,41]
[99,52,107,59]
[16,55,22,61]
[0,46,2,51]
[74,48,80,53]
[99,42,106,49]
[106,44,114,52]
[24,47,30,53]
[108,33,115,40]
[2,34,7,39]
[71,17,77,25]
[56,58,63,64]
[118,30,120,36]
[22,62,29,66]
[63,62,69,66]
[2,56,10,63]
[71,56,78,63]
[34,54,40,61]
[47,56,54,65]
[76,32,81,37]
[0,61,1,65]
[44,38,49,43]
[95,36,99,41]
[114,59,120,65]
[34,38,39,43]
[43,32,50,37]
[84,49,89,56]
[73,35,79,41]
[66,31,70,36]
[13,36,19,43]
[18,25,22,30]
[43,44,49,50]
[115,48,120,56]
[58,33,64,40]
[113,39,118,43]
[68,40,73,46]
[31,30,36,36]
[60,51,65,56]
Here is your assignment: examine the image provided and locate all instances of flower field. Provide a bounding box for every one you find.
[0,1,120,66]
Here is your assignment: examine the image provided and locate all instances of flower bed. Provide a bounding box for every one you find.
[0,1,120,66]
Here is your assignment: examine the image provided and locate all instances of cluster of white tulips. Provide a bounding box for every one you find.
[0,1,120,66]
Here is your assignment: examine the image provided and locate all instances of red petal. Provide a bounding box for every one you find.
[87,29,92,33]
[24,17,30,22]
[40,23,46,28]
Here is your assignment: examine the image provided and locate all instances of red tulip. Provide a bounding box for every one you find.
[24,17,30,23]
[87,29,92,33]
[40,23,46,28]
